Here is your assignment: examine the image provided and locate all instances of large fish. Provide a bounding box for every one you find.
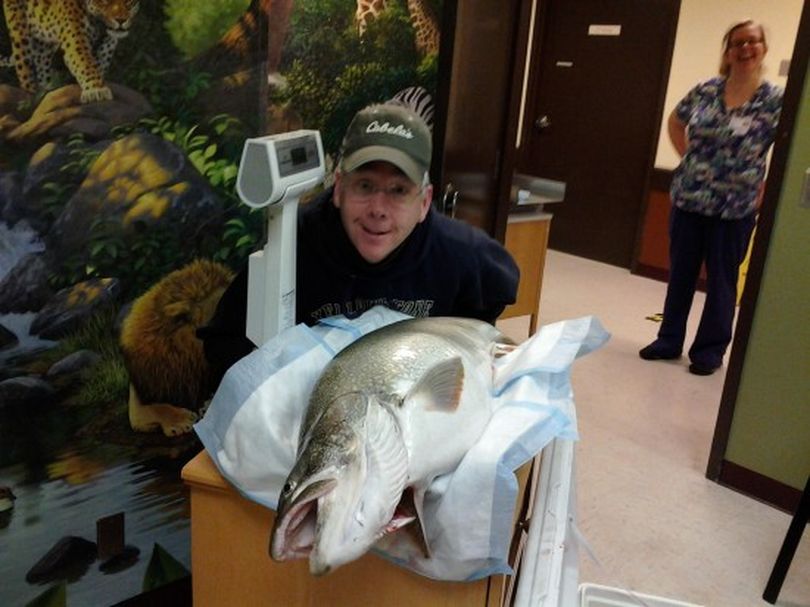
[270,316,515,575]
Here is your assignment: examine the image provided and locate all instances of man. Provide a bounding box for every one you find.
[200,103,519,385]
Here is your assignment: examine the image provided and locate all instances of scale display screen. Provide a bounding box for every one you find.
[277,135,321,177]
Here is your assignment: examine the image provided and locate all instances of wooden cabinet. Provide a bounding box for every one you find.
[500,212,552,335]
[181,450,532,607]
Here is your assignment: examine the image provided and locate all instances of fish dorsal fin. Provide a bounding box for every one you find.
[407,357,464,411]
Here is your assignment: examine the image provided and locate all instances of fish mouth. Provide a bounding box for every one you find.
[270,479,336,561]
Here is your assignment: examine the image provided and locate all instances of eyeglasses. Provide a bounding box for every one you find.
[729,38,763,49]
[345,178,421,204]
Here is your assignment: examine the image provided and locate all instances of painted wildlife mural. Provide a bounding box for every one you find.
[0,0,441,604]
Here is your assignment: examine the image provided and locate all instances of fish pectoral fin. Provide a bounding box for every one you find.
[408,357,464,411]
[393,486,432,559]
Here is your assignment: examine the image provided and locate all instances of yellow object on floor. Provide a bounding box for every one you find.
[737,225,756,305]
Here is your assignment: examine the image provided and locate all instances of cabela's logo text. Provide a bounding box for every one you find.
[366,121,414,139]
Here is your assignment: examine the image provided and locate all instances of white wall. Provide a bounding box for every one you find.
[654,0,804,169]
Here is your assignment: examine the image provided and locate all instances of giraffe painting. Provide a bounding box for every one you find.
[355,0,440,56]
[406,0,440,55]
[356,0,388,35]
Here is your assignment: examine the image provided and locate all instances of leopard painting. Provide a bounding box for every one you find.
[1,0,139,103]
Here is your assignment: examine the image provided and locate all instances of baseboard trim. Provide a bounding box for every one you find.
[632,262,669,284]
[715,460,802,514]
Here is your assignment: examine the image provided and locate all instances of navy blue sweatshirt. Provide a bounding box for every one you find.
[199,187,519,386]
[297,187,519,324]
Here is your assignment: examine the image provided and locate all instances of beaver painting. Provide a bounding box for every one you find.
[120,259,234,436]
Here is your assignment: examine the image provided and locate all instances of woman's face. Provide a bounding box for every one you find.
[724,23,767,77]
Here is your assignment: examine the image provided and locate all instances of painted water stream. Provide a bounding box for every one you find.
[0,220,194,606]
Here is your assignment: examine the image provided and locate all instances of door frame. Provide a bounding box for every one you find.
[706,0,810,510]
[432,0,535,242]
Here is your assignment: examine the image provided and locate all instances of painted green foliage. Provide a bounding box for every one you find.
[42,116,256,302]
[142,543,190,592]
[1,0,442,409]
[164,0,252,58]
[278,0,441,157]
[3,0,441,298]
[24,583,66,607]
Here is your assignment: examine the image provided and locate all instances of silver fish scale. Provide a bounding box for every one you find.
[304,327,461,434]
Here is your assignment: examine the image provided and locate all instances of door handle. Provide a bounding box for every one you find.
[442,183,459,218]
[534,115,551,131]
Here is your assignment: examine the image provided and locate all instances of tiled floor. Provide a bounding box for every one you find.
[497,250,809,607]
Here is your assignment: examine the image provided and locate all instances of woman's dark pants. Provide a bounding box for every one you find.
[656,207,756,369]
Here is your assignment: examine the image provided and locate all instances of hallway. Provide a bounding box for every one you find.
[498,250,810,606]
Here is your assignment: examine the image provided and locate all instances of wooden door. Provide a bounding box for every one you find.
[518,0,680,267]
[432,0,533,241]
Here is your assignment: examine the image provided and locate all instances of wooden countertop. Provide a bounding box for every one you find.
[181,449,231,491]
[507,209,552,224]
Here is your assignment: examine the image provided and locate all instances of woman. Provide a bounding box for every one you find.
[640,20,783,375]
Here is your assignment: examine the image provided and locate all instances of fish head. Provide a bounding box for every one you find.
[307,456,378,575]
[271,392,396,575]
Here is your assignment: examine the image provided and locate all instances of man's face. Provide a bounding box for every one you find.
[333,162,433,264]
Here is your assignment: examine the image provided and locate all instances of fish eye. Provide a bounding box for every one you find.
[282,482,292,494]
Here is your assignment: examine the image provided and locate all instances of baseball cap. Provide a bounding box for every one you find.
[339,104,432,185]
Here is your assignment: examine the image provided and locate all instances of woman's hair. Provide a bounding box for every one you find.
[719,20,767,76]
